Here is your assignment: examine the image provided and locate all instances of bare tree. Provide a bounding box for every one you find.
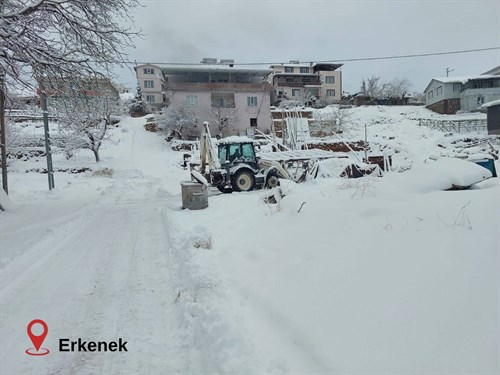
[157,104,197,140]
[365,75,382,102]
[1,0,139,90]
[56,86,119,162]
[359,75,382,102]
[313,106,352,136]
[334,106,353,131]
[383,78,413,101]
[207,103,239,137]
[0,0,139,191]
[411,91,426,104]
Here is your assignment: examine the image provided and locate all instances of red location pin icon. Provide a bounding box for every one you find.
[26,319,50,356]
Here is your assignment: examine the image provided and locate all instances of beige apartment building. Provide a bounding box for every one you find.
[267,61,343,105]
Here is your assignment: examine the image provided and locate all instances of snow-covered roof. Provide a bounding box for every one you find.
[158,64,271,75]
[270,63,343,70]
[481,65,500,75]
[270,63,312,68]
[433,75,497,84]
[259,149,339,162]
[135,63,271,76]
[481,98,500,108]
[424,75,498,93]
[271,106,312,112]
[217,136,255,145]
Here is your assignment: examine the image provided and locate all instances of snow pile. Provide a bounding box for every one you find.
[380,157,493,193]
[167,171,499,373]
[0,188,13,211]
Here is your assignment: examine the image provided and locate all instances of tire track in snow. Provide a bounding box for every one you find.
[229,280,332,373]
[1,172,181,374]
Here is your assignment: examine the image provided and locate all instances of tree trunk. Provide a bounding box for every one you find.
[93,149,100,162]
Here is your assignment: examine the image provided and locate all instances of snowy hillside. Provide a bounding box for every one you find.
[1,106,498,374]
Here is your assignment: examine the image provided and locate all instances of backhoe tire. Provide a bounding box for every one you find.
[232,170,256,192]
[266,173,280,189]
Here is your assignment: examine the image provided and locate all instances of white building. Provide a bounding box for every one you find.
[423,66,500,114]
[267,61,343,105]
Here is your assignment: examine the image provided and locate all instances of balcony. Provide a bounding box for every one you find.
[274,76,321,87]
[165,82,272,92]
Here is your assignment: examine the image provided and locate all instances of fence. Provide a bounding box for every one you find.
[418,118,487,133]
[5,109,57,122]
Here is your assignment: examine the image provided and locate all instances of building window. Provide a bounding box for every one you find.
[143,68,154,75]
[145,95,155,103]
[326,89,335,96]
[325,76,335,84]
[144,80,154,88]
[292,89,300,97]
[250,118,257,127]
[477,96,484,105]
[285,78,295,83]
[428,91,433,99]
[453,83,462,92]
[300,67,309,74]
[247,96,258,107]
[436,86,442,95]
[212,94,234,108]
[285,67,294,73]
[186,95,198,107]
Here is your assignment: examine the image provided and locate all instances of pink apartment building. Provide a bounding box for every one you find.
[135,59,273,139]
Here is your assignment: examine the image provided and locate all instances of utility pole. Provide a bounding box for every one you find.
[446,67,455,77]
[0,70,7,194]
[0,0,7,195]
[40,84,55,190]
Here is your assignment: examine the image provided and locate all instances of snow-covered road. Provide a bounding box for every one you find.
[1,119,191,374]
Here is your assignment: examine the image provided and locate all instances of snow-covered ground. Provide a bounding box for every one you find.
[1,106,499,374]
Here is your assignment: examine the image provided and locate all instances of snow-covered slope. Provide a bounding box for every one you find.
[1,107,498,374]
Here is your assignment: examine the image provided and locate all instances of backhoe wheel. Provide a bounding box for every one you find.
[232,170,256,192]
[266,173,280,189]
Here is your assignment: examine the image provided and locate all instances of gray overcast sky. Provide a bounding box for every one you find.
[117,0,500,93]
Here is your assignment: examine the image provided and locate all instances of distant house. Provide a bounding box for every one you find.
[423,66,500,114]
[349,93,412,106]
[5,92,37,110]
[135,58,273,138]
[267,61,343,105]
[37,76,119,108]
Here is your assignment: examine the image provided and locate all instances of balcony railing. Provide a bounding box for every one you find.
[165,82,272,91]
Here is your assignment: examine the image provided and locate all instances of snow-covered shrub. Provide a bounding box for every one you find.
[156,104,197,140]
[128,85,150,116]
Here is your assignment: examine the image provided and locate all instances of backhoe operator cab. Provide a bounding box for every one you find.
[218,140,258,169]
[198,122,283,193]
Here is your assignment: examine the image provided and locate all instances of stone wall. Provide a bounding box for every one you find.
[426,99,460,114]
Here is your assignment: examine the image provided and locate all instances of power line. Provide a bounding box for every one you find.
[136,46,500,67]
